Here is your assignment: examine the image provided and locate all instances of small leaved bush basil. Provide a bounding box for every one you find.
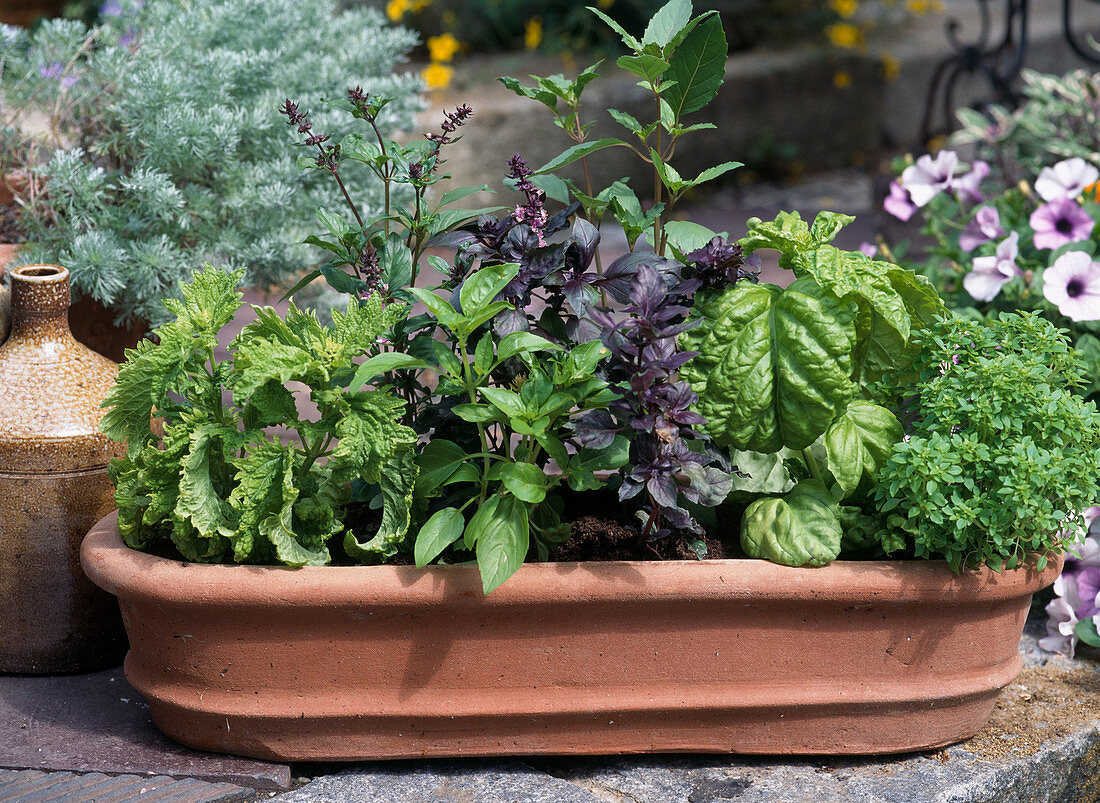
[874,312,1100,572]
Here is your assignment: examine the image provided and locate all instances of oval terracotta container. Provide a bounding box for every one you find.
[81,511,1061,760]
[0,265,127,673]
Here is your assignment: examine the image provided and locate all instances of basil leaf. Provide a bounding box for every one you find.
[471,494,530,594]
[414,507,466,567]
[823,400,904,497]
[682,279,857,452]
[741,480,842,567]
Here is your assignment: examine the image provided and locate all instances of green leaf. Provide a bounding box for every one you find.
[414,507,466,567]
[472,494,530,594]
[740,211,814,270]
[823,401,904,497]
[690,160,743,186]
[473,332,495,376]
[380,234,413,290]
[534,139,626,176]
[460,262,520,316]
[344,448,418,563]
[643,0,691,47]
[498,331,563,362]
[726,448,795,503]
[617,54,670,83]
[741,480,843,567]
[501,462,549,504]
[681,279,858,452]
[174,422,234,556]
[608,108,645,137]
[664,14,726,117]
[588,5,642,50]
[408,287,463,331]
[1076,618,1100,647]
[481,386,528,420]
[663,221,719,253]
[352,353,428,390]
[439,184,492,208]
[453,403,503,424]
[810,211,856,245]
[555,340,611,384]
[801,247,911,342]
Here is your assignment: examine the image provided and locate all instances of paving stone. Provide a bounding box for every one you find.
[0,769,251,802]
[276,760,604,803]
[0,669,290,791]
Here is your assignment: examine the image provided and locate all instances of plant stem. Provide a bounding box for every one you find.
[459,334,493,505]
[801,447,825,484]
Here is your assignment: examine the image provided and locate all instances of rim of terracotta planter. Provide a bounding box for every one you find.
[83,510,1058,607]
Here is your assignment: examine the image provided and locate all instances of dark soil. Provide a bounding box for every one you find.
[551,514,728,562]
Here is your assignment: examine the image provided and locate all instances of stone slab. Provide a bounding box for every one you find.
[276,761,603,803]
[0,769,251,803]
[0,668,290,791]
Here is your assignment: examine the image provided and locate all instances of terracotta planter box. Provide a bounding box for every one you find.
[81,511,1061,762]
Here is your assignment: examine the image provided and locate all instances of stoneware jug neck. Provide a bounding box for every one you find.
[9,264,75,341]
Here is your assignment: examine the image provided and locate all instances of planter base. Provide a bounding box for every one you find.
[82,512,1061,761]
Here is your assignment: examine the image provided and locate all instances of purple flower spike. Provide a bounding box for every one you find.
[883,180,917,221]
[1030,197,1094,250]
[1042,250,1100,321]
[959,205,1005,252]
[1035,157,1100,202]
[954,159,989,204]
[100,0,123,15]
[963,231,1020,302]
[899,150,959,207]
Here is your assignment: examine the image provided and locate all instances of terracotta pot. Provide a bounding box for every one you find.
[0,265,128,673]
[0,0,65,26]
[81,510,1061,760]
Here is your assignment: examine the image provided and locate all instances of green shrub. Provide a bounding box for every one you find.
[1,0,421,325]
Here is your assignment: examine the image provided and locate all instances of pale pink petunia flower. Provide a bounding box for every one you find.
[1035,157,1100,202]
[963,231,1020,301]
[900,151,960,207]
[883,180,917,221]
[1042,250,1100,321]
[959,205,1005,252]
[1030,197,1095,250]
[954,159,990,204]
[858,242,877,257]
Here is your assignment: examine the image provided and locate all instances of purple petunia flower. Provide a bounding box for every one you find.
[1035,157,1099,202]
[883,180,917,221]
[1042,250,1100,321]
[1042,533,1100,657]
[963,231,1020,302]
[858,242,877,257]
[954,159,989,204]
[899,150,959,207]
[959,205,1006,252]
[1030,197,1094,250]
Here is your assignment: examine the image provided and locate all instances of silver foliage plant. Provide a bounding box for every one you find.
[0,0,421,325]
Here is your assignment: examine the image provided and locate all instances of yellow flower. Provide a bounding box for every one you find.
[427,33,460,63]
[905,0,943,15]
[825,22,863,49]
[524,16,543,51]
[411,0,431,10]
[829,0,859,19]
[421,62,454,90]
[833,70,853,89]
[880,52,900,81]
[386,0,409,21]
